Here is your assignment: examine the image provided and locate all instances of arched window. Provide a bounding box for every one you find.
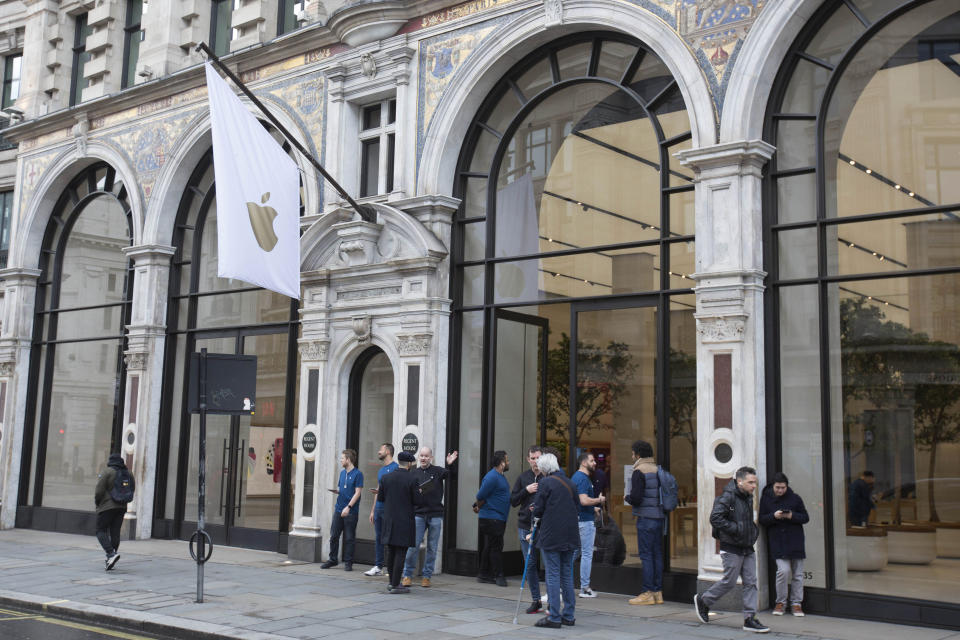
[448,33,698,589]
[157,144,300,551]
[23,163,133,518]
[766,0,960,614]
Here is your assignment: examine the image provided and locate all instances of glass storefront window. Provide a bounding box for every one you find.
[768,0,960,610]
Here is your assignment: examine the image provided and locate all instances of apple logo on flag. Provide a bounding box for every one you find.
[247,192,279,251]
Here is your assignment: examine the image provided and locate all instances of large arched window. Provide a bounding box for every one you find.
[156,145,300,552]
[448,33,698,592]
[22,163,133,521]
[765,0,960,617]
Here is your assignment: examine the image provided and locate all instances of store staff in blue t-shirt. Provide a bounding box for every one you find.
[322,449,363,571]
[363,443,398,577]
[570,452,605,598]
[474,450,511,586]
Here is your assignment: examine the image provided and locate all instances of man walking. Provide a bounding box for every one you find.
[475,450,510,586]
[625,440,664,605]
[378,451,424,593]
[848,470,876,527]
[571,452,605,599]
[511,445,544,613]
[402,446,458,587]
[694,466,769,633]
[760,472,809,616]
[94,453,135,571]
[364,442,398,577]
[531,452,580,628]
[322,449,362,571]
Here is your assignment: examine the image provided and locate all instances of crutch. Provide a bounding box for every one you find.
[512,517,540,624]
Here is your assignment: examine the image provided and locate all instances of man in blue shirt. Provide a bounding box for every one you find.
[571,452,605,598]
[474,450,510,587]
[322,449,363,571]
[364,442,398,577]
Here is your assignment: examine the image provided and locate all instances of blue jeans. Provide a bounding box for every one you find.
[374,506,385,567]
[543,549,576,623]
[518,528,541,601]
[575,521,596,590]
[636,517,664,592]
[403,515,442,578]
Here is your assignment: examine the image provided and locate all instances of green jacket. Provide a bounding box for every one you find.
[95,456,134,513]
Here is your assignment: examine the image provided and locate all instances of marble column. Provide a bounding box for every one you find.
[120,244,176,540]
[676,140,775,608]
[0,268,42,529]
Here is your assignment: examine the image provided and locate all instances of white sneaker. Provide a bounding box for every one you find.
[579,587,597,598]
[364,566,383,576]
[105,553,120,571]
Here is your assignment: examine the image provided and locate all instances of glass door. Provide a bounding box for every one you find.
[492,310,548,559]
[180,330,294,550]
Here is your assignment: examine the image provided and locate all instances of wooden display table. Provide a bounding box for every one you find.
[846,526,888,571]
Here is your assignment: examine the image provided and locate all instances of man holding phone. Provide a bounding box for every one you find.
[321,449,363,571]
[759,472,810,616]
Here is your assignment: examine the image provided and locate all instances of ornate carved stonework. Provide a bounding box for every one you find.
[697,316,746,343]
[397,334,432,357]
[124,352,148,371]
[73,114,90,156]
[0,361,14,377]
[545,0,563,26]
[298,339,330,362]
[360,53,377,78]
[337,286,401,301]
[352,316,372,344]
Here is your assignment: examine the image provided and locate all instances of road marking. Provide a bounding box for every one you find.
[4,615,157,639]
[43,599,69,605]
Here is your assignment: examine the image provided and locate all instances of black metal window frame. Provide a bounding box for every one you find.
[2,52,21,109]
[210,0,233,58]
[121,0,144,89]
[277,0,307,36]
[445,31,696,574]
[19,163,134,513]
[154,147,300,553]
[763,0,960,628]
[69,13,91,106]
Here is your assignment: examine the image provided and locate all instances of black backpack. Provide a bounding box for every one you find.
[109,467,135,503]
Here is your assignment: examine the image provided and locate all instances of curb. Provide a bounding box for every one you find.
[0,590,279,640]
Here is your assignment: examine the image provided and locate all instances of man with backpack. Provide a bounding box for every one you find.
[94,453,135,571]
[624,440,677,605]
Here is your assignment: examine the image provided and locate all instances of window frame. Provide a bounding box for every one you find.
[121,0,144,89]
[358,99,397,198]
[2,53,21,109]
[69,14,91,106]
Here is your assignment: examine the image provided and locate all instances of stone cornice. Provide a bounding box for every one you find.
[121,244,177,264]
[0,267,43,284]
[675,140,775,174]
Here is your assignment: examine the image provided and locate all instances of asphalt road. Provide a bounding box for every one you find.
[0,606,161,640]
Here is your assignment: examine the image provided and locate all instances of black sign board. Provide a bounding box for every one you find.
[401,433,419,454]
[302,432,317,454]
[188,353,258,414]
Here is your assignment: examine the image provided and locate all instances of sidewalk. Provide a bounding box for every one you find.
[0,529,957,640]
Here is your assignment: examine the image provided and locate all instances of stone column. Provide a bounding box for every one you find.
[288,273,331,562]
[323,64,348,213]
[676,140,774,608]
[120,244,176,539]
[387,45,415,201]
[0,268,41,529]
[18,0,67,117]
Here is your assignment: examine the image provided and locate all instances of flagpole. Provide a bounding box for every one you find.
[196,42,376,223]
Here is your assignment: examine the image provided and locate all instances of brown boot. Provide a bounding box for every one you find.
[653,591,663,604]
[401,576,412,587]
[772,602,785,616]
[791,604,804,617]
[629,592,656,605]
[421,577,431,588]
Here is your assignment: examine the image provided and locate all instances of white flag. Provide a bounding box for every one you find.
[205,62,301,299]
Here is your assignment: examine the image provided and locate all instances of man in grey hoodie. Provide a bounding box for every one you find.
[94,453,135,571]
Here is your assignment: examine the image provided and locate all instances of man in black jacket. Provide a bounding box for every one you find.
[531,452,580,629]
[510,445,543,613]
[759,472,809,616]
[94,453,135,571]
[401,446,458,587]
[694,466,769,634]
[377,451,424,593]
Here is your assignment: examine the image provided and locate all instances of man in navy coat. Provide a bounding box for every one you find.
[377,451,424,593]
[759,472,810,616]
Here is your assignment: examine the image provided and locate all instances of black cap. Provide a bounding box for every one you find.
[398,451,416,462]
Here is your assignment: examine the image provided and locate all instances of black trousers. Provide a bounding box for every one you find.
[387,544,408,588]
[478,517,506,578]
[329,510,358,564]
[96,507,126,557]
